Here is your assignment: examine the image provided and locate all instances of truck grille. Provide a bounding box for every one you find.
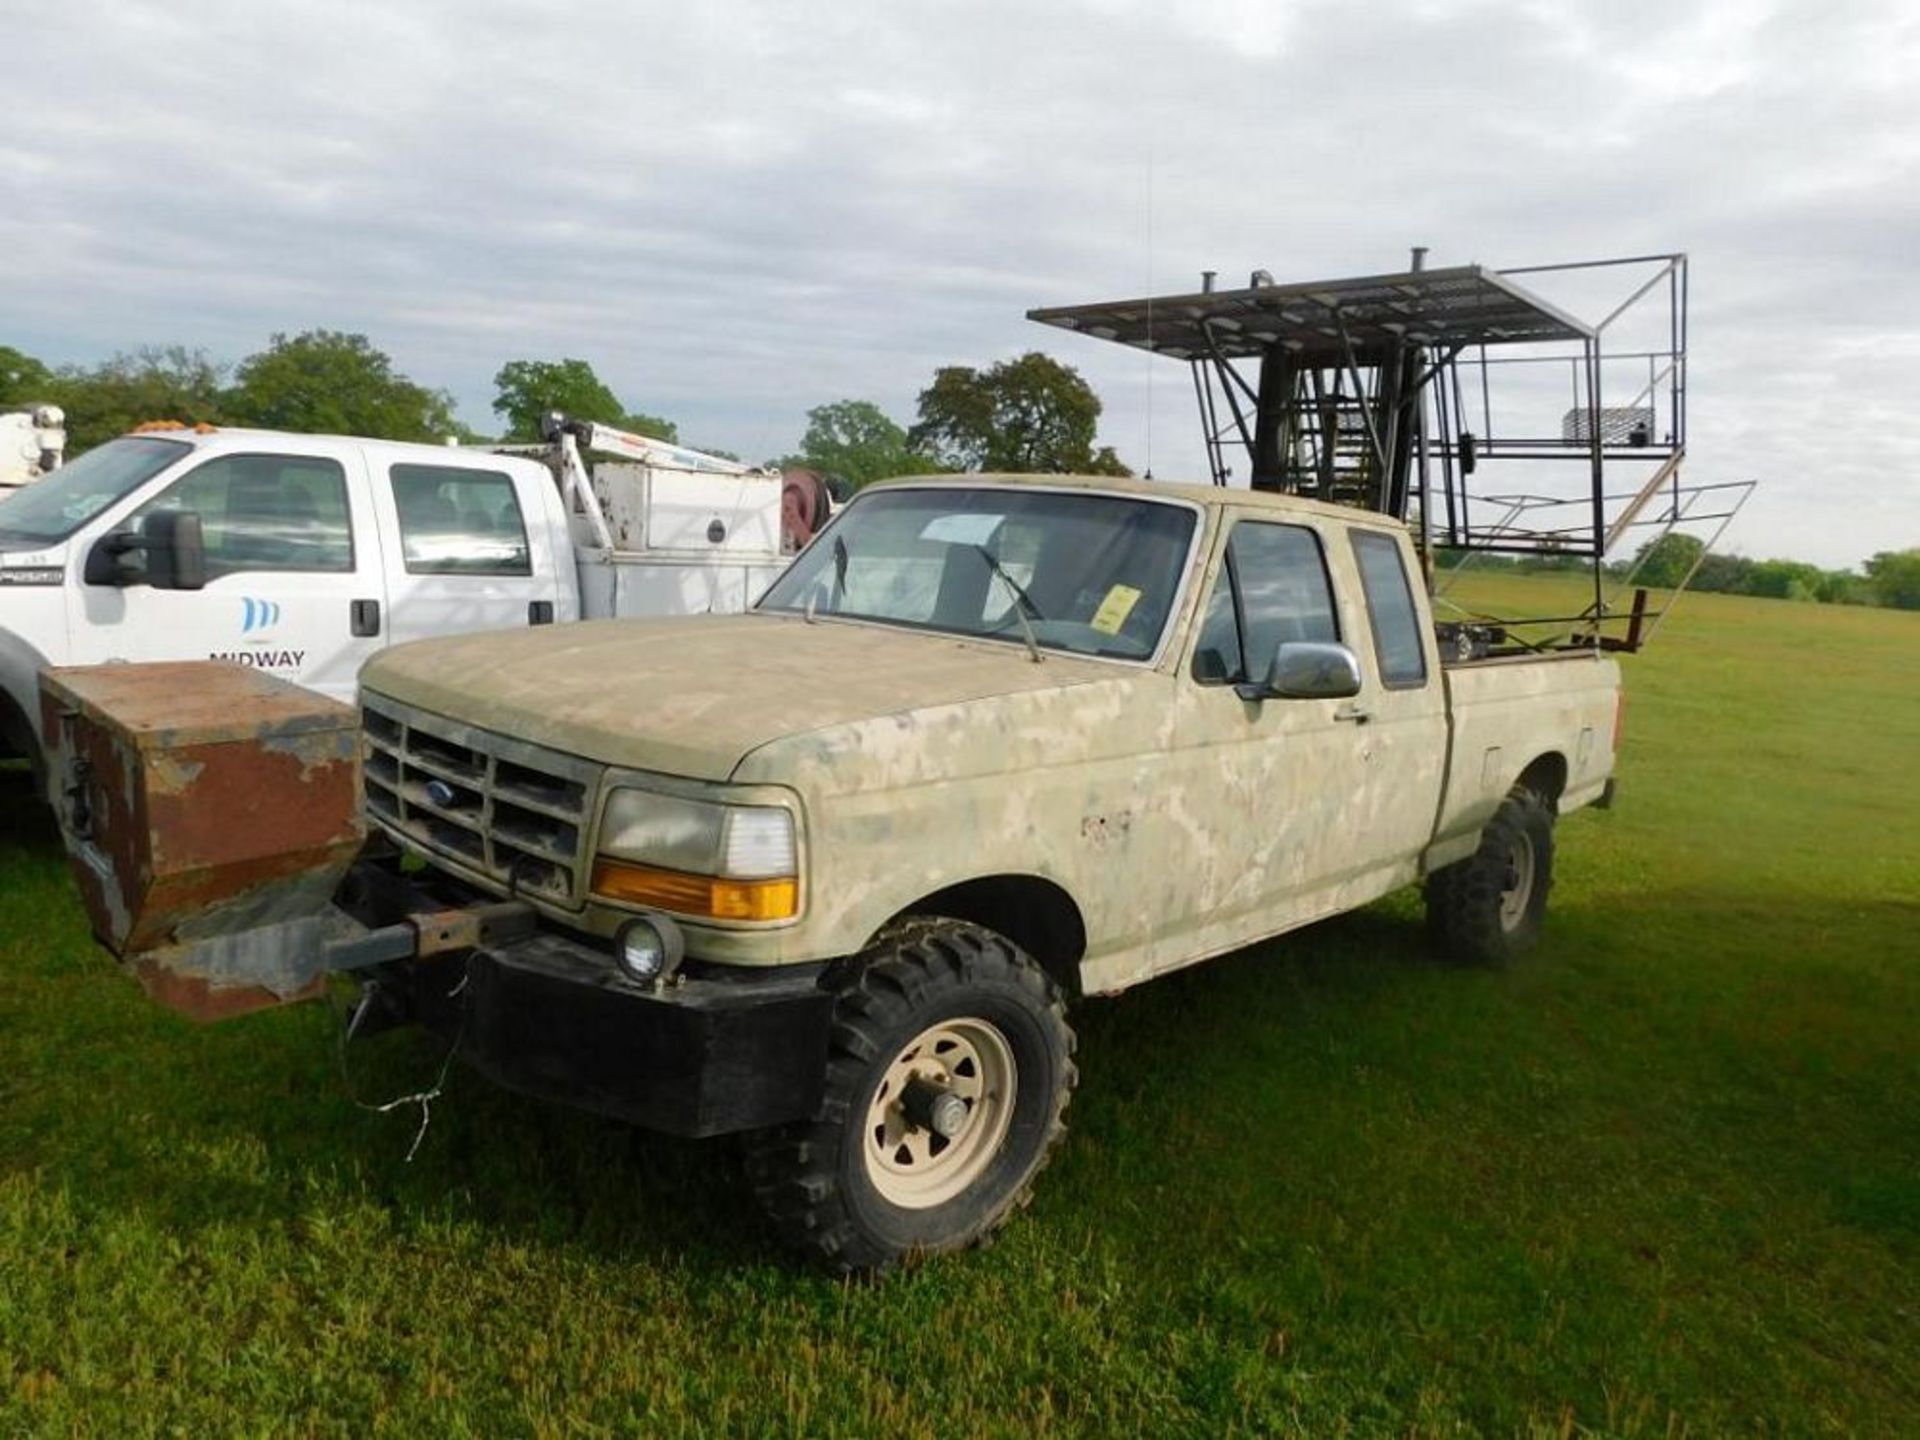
[360,694,603,906]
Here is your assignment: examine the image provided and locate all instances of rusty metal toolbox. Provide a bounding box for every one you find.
[39,662,366,1020]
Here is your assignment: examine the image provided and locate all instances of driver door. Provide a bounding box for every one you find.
[69,447,389,702]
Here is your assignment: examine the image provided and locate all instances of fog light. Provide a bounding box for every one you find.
[615,914,684,986]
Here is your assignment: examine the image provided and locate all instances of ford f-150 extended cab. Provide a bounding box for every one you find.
[46,470,1620,1271]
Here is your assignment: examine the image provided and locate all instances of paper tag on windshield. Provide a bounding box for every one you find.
[1090,584,1142,635]
[919,513,1005,546]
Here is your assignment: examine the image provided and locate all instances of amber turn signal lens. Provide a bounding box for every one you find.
[591,859,798,921]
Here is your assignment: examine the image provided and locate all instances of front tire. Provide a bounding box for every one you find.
[1425,786,1556,967]
[745,920,1075,1273]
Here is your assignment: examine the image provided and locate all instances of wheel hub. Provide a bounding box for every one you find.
[864,1018,1017,1209]
[1498,831,1536,930]
[901,1077,970,1138]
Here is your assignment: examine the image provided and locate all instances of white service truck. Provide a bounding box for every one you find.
[0,416,821,794]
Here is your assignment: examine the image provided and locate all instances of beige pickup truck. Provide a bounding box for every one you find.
[48,472,1620,1271]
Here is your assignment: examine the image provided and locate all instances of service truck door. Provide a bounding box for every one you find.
[368,454,561,647]
[1155,514,1444,970]
[68,446,390,702]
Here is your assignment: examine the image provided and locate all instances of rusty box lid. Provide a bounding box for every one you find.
[41,662,358,751]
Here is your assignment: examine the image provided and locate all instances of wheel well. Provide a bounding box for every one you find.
[0,686,33,763]
[0,687,46,803]
[889,875,1088,998]
[1517,752,1568,808]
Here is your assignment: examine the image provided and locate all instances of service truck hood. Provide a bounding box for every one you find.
[359,613,1121,782]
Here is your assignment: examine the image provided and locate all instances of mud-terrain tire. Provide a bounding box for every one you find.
[744,919,1075,1274]
[1425,786,1556,967]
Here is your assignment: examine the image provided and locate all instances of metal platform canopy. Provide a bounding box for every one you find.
[1030,252,1753,654]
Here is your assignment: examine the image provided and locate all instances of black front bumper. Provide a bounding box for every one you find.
[388,931,835,1139]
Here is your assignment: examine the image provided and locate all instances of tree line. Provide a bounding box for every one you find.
[6,333,1910,609]
[0,334,1130,481]
[1437,532,1920,612]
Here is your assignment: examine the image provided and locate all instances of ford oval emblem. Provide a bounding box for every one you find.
[424,778,457,809]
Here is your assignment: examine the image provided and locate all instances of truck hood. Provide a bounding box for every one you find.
[358,613,1121,782]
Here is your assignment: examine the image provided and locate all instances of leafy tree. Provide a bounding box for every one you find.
[621,411,679,444]
[1814,570,1870,605]
[492,358,678,444]
[0,346,53,407]
[49,347,229,453]
[1864,548,1920,610]
[1689,551,1753,594]
[781,399,933,492]
[1629,532,1705,589]
[226,331,455,442]
[1744,558,1826,601]
[910,352,1131,475]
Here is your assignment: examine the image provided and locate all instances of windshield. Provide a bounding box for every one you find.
[758,486,1197,661]
[0,436,191,547]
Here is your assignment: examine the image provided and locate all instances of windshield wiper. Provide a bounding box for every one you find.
[970,545,1044,663]
[831,534,850,609]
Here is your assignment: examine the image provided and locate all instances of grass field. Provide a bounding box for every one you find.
[3,581,1916,1437]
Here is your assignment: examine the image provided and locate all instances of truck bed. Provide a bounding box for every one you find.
[1428,650,1621,869]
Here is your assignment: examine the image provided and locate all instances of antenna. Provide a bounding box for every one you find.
[1143,149,1154,479]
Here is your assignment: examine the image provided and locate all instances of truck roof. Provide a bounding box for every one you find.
[121,425,527,468]
[869,470,1413,531]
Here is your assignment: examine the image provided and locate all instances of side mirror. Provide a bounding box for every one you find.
[81,511,207,590]
[146,511,207,591]
[83,530,142,587]
[1235,640,1363,702]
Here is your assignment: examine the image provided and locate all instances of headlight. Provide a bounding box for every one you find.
[592,789,799,921]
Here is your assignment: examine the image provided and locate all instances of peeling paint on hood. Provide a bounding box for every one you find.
[357,612,1121,781]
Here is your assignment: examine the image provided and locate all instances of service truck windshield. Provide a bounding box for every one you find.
[758,486,1196,661]
[0,436,190,547]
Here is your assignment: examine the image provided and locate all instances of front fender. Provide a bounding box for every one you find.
[0,625,52,759]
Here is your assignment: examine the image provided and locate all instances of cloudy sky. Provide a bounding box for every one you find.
[6,0,1916,566]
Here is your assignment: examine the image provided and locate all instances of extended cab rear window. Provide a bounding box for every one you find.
[1350,529,1428,688]
[390,464,532,576]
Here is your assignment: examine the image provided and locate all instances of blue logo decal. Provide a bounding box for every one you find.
[241,597,282,633]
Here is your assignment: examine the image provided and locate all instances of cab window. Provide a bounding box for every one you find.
[1192,522,1339,684]
[389,465,532,576]
[131,453,353,580]
[1350,529,1428,688]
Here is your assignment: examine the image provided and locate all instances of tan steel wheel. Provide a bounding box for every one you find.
[864,1018,1017,1209]
[1498,829,1537,932]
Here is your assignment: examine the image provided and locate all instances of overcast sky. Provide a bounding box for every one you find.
[5,0,1916,566]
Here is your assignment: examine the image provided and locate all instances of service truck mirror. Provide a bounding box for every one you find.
[83,530,142,587]
[1250,640,1363,701]
[83,513,209,590]
[145,511,207,591]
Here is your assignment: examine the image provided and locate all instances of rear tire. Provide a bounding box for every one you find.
[744,919,1075,1274]
[1425,787,1556,967]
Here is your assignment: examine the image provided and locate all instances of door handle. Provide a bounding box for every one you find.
[350,598,381,638]
[1333,702,1372,724]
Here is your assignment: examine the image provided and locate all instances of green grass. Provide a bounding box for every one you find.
[3,584,1917,1437]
